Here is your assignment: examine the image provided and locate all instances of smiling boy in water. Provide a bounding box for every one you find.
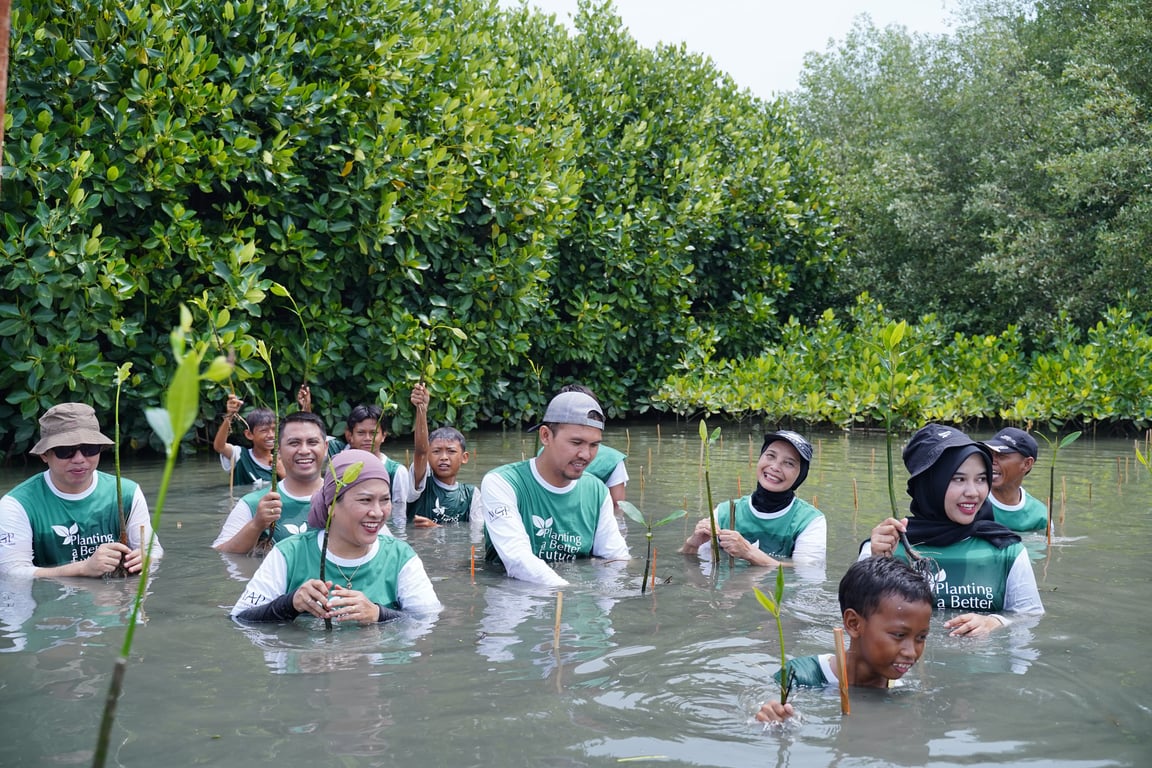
[407,383,482,529]
[756,557,933,723]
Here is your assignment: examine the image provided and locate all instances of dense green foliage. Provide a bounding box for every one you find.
[0,0,839,454]
[791,0,1151,339]
[654,294,1152,431]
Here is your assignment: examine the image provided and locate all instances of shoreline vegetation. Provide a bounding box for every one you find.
[2,0,1149,455]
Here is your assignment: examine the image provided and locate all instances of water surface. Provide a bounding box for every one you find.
[1,423,1148,766]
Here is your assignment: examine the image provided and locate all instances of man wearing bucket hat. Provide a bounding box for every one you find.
[984,427,1048,533]
[481,391,630,586]
[0,403,161,579]
[679,430,826,569]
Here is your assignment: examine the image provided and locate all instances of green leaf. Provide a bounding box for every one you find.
[1059,431,1082,448]
[655,509,688,527]
[145,407,174,447]
[618,500,646,526]
[752,586,780,618]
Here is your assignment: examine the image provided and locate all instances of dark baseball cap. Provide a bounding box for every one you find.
[985,427,1039,461]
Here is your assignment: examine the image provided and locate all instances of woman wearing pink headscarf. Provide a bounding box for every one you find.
[231,450,441,624]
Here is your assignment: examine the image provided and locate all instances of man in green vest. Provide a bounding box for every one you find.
[0,403,161,578]
[986,427,1048,533]
[482,391,630,586]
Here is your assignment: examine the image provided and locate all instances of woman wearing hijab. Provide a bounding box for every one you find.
[862,424,1044,637]
[231,450,441,624]
[679,431,826,568]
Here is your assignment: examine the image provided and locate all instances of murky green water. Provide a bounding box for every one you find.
[1,423,1148,767]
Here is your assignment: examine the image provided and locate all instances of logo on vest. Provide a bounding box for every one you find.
[283,522,308,536]
[53,523,117,560]
[532,516,584,563]
[930,568,996,610]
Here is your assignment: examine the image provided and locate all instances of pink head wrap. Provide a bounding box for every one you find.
[305,449,391,529]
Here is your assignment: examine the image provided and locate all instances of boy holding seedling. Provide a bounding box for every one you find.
[680,431,826,569]
[482,390,630,586]
[985,427,1048,533]
[407,383,482,530]
[297,386,415,523]
[212,393,276,485]
[755,557,934,722]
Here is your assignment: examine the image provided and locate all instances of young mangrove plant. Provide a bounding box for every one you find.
[753,566,795,706]
[252,339,282,549]
[874,321,936,576]
[109,362,133,579]
[93,307,232,768]
[619,500,686,595]
[1038,428,1082,544]
[270,282,315,391]
[699,419,723,564]
[317,459,365,631]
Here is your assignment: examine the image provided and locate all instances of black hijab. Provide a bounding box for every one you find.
[905,444,1021,549]
[750,434,812,514]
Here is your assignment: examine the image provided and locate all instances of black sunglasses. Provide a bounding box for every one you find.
[50,445,104,460]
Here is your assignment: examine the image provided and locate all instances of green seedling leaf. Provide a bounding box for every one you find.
[655,509,687,527]
[449,327,467,340]
[772,562,786,605]
[270,282,289,297]
[618,500,646,526]
[202,355,234,383]
[698,419,707,441]
[1060,431,1082,449]
[1138,447,1149,468]
[340,462,364,485]
[752,586,780,618]
[708,427,721,444]
[115,362,133,385]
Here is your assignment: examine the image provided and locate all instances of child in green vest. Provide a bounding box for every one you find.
[212,393,276,485]
[407,383,481,529]
[756,557,934,723]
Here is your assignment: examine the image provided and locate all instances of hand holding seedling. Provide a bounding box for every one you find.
[225,393,243,418]
[326,587,378,624]
[755,701,795,724]
[296,385,311,412]
[716,529,780,567]
[253,491,282,529]
[292,578,335,618]
[82,542,135,577]
[680,517,716,552]
[868,517,906,557]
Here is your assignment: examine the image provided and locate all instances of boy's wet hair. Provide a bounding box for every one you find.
[346,404,384,433]
[839,557,934,618]
[429,426,467,451]
[245,407,276,430]
[280,410,327,438]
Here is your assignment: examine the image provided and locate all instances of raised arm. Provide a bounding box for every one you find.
[213,393,244,457]
[410,383,430,496]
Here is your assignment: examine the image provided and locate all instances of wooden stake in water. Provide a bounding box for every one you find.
[650,546,657,592]
[834,627,851,716]
[553,591,564,650]
[852,478,859,510]
[1060,476,1067,524]
[470,545,475,585]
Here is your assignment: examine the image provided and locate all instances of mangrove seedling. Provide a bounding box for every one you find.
[753,566,796,706]
[93,307,232,768]
[619,500,686,595]
[874,321,936,577]
[418,318,468,384]
[318,459,365,630]
[1038,428,1082,544]
[252,339,282,549]
[109,362,133,579]
[270,281,315,390]
[699,419,723,564]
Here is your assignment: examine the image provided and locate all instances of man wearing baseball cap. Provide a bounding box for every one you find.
[984,427,1048,533]
[0,403,161,578]
[481,391,630,586]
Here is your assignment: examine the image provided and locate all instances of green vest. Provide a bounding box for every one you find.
[279,529,416,609]
[484,460,607,564]
[896,537,1022,612]
[991,488,1049,533]
[9,471,137,568]
[408,477,477,523]
[231,447,272,485]
[773,654,829,688]
[586,445,626,484]
[717,496,823,559]
[239,485,312,542]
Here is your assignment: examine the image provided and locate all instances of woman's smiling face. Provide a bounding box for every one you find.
[756,440,802,493]
[943,453,990,525]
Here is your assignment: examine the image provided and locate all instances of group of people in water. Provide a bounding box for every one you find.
[0,387,1049,724]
